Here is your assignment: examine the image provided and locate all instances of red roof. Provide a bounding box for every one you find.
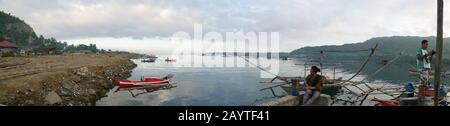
[0,41,18,48]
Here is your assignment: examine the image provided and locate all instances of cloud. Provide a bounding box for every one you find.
[0,0,448,51]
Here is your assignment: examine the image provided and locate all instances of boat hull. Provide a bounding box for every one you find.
[118,81,170,88]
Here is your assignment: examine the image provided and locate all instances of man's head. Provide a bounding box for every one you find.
[310,66,321,75]
[421,40,429,49]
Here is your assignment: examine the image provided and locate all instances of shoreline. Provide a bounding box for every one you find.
[0,53,137,106]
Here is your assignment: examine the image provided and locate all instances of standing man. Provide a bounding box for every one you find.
[417,40,436,86]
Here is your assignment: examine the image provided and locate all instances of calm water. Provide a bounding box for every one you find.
[96,55,413,106]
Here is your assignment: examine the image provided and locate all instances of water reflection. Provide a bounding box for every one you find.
[97,55,412,106]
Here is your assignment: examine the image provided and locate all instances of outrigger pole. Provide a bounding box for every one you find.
[339,43,379,85]
[434,0,444,106]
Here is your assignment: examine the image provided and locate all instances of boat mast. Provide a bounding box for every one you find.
[435,0,444,106]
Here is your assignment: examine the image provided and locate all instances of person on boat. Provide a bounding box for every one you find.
[302,66,324,106]
[416,40,436,85]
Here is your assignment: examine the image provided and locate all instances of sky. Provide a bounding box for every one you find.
[0,0,449,54]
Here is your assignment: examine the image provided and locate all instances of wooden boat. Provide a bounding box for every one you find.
[114,74,174,92]
[148,55,158,59]
[372,97,400,106]
[165,58,176,62]
[141,59,156,62]
[141,55,158,63]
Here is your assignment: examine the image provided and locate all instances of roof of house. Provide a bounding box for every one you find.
[0,41,18,48]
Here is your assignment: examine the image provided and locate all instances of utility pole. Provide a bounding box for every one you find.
[435,0,444,106]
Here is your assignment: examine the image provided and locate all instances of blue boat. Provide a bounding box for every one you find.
[141,59,156,63]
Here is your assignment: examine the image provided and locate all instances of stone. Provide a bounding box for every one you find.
[25,100,35,105]
[298,92,332,106]
[45,91,62,105]
[74,66,90,76]
[89,79,97,83]
[62,81,74,90]
[59,88,73,96]
[100,82,110,88]
[87,89,97,95]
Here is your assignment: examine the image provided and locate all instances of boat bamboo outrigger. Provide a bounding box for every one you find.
[255,43,413,106]
[368,0,448,106]
[255,1,449,106]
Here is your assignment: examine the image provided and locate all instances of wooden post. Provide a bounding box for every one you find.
[333,65,336,83]
[304,62,307,78]
[435,0,444,106]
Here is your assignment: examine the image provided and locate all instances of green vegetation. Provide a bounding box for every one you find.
[1,52,15,57]
[65,43,99,53]
[0,11,99,53]
[0,10,37,46]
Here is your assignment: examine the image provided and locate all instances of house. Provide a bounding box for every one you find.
[0,41,20,56]
[30,47,51,56]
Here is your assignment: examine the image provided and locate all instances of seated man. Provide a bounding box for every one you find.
[302,66,323,106]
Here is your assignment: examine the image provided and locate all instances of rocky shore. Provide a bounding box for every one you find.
[0,53,137,106]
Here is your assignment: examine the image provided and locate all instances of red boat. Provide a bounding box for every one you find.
[165,58,176,62]
[114,74,174,92]
[372,98,400,106]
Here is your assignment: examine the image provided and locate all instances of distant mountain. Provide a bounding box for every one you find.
[289,36,450,83]
[290,36,450,60]
[0,11,37,46]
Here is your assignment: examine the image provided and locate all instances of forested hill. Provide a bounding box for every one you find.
[0,11,37,46]
[0,11,100,52]
[290,36,450,59]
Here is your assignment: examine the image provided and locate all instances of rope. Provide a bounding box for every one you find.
[311,49,375,53]
[338,43,379,85]
[362,51,404,82]
[238,56,279,77]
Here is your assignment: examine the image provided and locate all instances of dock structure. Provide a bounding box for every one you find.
[258,91,332,106]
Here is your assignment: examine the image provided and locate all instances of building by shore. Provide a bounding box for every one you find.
[0,41,19,57]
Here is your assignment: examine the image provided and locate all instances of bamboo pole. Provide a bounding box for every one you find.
[338,44,378,85]
[333,65,336,83]
[435,0,444,106]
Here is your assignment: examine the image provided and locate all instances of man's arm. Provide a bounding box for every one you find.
[430,50,436,61]
[417,55,427,60]
[417,49,428,60]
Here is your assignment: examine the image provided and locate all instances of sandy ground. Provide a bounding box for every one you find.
[0,53,136,105]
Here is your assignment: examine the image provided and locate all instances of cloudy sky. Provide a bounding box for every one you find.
[0,0,449,54]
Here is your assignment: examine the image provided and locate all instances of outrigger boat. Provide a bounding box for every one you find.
[141,59,156,62]
[114,74,175,93]
[115,74,174,89]
[141,55,159,63]
[372,97,400,106]
[165,58,176,62]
